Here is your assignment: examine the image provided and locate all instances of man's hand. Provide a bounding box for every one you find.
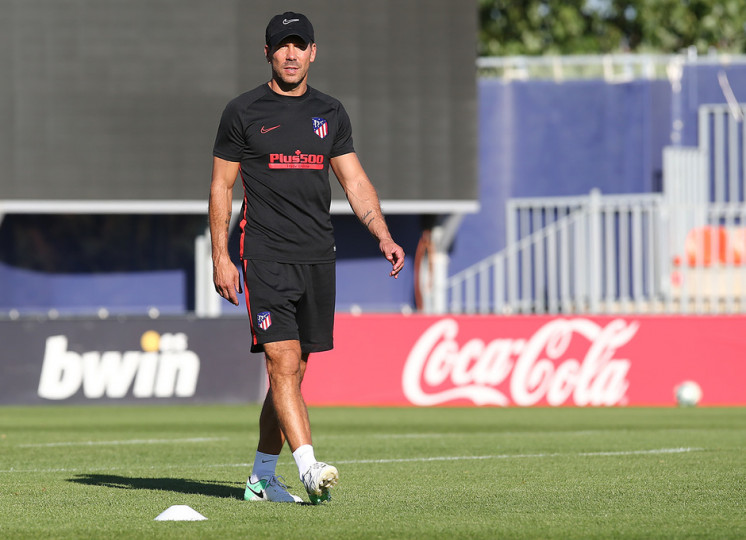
[380,239,405,278]
[213,259,242,306]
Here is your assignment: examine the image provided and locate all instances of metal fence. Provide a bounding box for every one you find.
[446,103,746,315]
[447,195,746,315]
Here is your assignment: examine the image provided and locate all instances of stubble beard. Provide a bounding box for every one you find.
[271,63,308,94]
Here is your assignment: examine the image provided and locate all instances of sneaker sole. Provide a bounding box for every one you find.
[318,465,339,492]
[308,465,338,504]
[246,494,301,503]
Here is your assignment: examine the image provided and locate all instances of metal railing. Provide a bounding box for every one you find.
[447,195,746,315]
[445,103,746,315]
[449,191,666,314]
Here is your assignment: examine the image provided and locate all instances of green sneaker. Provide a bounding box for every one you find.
[244,475,302,503]
[301,462,338,504]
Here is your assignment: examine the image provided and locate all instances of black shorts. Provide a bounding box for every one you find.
[241,259,335,354]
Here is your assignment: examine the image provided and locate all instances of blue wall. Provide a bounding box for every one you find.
[449,77,672,274]
[0,261,185,315]
[676,64,746,146]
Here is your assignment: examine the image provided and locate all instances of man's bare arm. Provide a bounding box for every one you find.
[330,152,405,278]
[208,157,241,304]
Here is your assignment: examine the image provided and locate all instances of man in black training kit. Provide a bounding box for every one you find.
[209,12,405,504]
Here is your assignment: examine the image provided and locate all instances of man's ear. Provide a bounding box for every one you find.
[264,45,271,62]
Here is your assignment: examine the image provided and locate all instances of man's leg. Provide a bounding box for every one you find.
[262,340,338,504]
[256,352,308,455]
[251,347,309,475]
[244,343,308,503]
[263,340,311,450]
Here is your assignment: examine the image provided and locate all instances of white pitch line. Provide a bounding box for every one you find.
[332,447,702,465]
[364,430,602,439]
[17,437,227,448]
[15,430,707,448]
[0,447,702,475]
[329,428,708,440]
[579,447,701,457]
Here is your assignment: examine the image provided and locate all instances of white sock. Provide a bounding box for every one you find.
[292,444,317,479]
[249,451,279,483]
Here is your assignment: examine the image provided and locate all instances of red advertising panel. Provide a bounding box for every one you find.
[304,315,746,407]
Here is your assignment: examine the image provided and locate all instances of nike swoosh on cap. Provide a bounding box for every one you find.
[283,18,299,25]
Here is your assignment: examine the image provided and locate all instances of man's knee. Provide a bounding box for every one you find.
[264,340,303,381]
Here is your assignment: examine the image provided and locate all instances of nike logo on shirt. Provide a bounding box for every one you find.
[261,125,281,134]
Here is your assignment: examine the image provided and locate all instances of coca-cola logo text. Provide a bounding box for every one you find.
[402,318,638,407]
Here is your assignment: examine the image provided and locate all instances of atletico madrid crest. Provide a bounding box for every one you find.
[257,311,272,331]
[312,117,328,139]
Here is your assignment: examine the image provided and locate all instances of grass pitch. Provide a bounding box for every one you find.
[0,405,744,539]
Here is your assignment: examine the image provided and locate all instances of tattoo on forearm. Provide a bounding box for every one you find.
[361,210,375,228]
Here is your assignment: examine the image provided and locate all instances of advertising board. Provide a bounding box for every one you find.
[304,314,746,407]
[2,315,742,407]
[0,318,265,405]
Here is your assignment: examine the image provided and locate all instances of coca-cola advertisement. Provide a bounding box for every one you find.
[303,314,746,407]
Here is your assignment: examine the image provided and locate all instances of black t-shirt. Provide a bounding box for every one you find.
[213,83,355,263]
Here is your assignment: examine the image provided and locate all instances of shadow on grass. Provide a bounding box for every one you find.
[68,474,244,499]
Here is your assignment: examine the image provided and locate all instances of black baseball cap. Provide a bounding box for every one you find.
[265,12,315,48]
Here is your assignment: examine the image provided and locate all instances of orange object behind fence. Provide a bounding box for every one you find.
[679,226,745,267]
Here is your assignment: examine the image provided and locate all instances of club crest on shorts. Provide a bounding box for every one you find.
[312,117,328,139]
[257,311,272,330]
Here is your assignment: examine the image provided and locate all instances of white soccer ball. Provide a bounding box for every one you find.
[675,380,702,407]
